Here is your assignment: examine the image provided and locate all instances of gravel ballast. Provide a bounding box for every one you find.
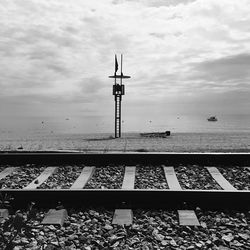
[175,165,222,190]
[38,166,83,189]
[217,167,250,190]
[135,166,168,189]
[0,208,249,250]
[84,166,124,189]
[1,166,46,189]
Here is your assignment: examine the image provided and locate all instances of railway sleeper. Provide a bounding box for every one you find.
[1,207,201,227]
[0,165,248,191]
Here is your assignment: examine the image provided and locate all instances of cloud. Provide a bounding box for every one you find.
[113,0,197,7]
[1,0,250,126]
[190,53,250,89]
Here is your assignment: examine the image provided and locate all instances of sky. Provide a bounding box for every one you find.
[1,0,250,133]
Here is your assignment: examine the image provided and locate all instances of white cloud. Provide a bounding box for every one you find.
[1,0,250,129]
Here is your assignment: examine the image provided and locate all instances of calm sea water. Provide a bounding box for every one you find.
[0,114,250,152]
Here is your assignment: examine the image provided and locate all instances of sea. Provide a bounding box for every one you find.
[0,114,250,152]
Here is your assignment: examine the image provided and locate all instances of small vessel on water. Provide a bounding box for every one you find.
[207,116,217,122]
[140,131,171,138]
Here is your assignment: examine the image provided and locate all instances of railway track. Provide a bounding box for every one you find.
[0,152,249,209]
[0,152,250,250]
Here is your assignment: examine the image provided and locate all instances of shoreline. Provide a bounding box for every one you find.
[1,132,250,152]
[1,149,250,153]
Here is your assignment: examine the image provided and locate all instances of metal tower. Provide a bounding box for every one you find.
[109,54,131,138]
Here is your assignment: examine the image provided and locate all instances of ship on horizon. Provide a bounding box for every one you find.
[207,116,218,122]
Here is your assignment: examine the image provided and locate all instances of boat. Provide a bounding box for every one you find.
[207,116,217,122]
[140,131,171,138]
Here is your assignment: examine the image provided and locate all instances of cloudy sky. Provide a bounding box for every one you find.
[1,0,250,133]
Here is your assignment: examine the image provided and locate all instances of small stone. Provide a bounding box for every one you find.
[104,224,113,230]
[232,240,244,247]
[200,222,207,228]
[206,240,212,245]
[84,219,91,224]
[47,225,56,231]
[21,238,29,245]
[70,217,77,223]
[37,236,44,242]
[215,218,221,223]
[154,233,164,241]
[112,241,120,247]
[238,233,249,240]
[195,243,202,248]
[13,240,21,245]
[218,246,230,250]
[170,239,177,247]
[152,229,164,241]
[165,236,173,240]
[222,233,234,242]
[161,240,168,246]
[93,212,99,217]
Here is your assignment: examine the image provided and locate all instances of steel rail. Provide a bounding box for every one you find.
[1,189,249,209]
[0,152,250,165]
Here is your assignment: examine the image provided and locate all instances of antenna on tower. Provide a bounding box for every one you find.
[109,55,131,138]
